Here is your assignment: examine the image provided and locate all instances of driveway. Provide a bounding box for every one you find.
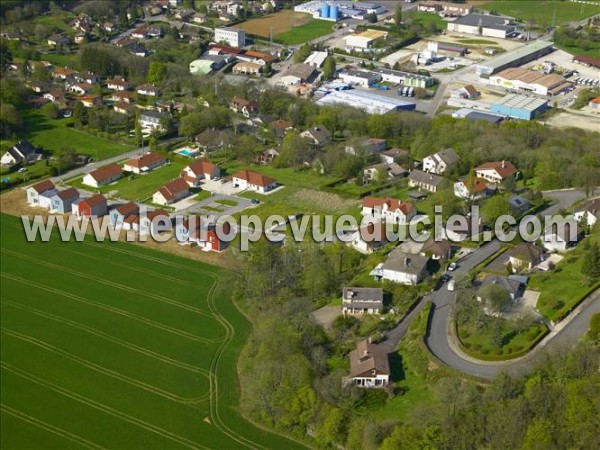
[182,194,254,218]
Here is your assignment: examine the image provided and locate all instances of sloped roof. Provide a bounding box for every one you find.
[30,179,55,194]
[233,169,275,187]
[382,249,429,276]
[186,159,217,176]
[349,340,390,377]
[87,163,122,182]
[158,178,189,201]
[408,169,443,187]
[81,193,106,208]
[54,187,79,201]
[475,161,517,180]
[115,201,138,216]
[507,243,544,264]
[458,177,488,193]
[125,152,166,169]
[363,197,414,215]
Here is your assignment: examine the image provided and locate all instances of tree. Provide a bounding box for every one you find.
[54,147,77,173]
[480,283,511,314]
[366,12,378,24]
[395,3,403,26]
[147,61,166,85]
[481,195,511,227]
[315,405,345,448]
[322,56,336,81]
[581,242,600,282]
[294,43,312,63]
[41,102,59,119]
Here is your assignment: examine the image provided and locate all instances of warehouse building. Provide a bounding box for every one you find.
[214,27,245,48]
[371,68,436,88]
[339,69,381,87]
[452,108,504,124]
[489,67,571,96]
[446,13,516,39]
[476,40,555,77]
[490,94,548,120]
[344,29,388,51]
[294,1,386,20]
[316,89,416,115]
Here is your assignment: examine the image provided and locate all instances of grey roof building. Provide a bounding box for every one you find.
[342,287,384,314]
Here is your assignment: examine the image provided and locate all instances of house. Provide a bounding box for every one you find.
[474,161,518,183]
[342,287,384,315]
[507,243,546,272]
[450,85,480,99]
[1,140,41,166]
[72,194,108,218]
[110,91,135,103]
[350,222,389,254]
[589,97,600,109]
[232,61,262,75]
[278,64,315,86]
[442,218,483,242]
[123,152,167,174]
[67,82,93,96]
[106,78,131,91]
[109,201,139,227]
[128,43,149,57]
[300,126,331,147]
[423,148,457,175]
[194,129,232,151]
[80,95,103,108]
[136,84,160,97]
[189,222,228,252]
[82,164,123,188]
[139,208,171,235]
[363,163,407,183]
[346,138,387,156]
[574,198,600,228]
[257,148,280,165]
[181,159,221,187]
[113,102,132,115]
[153,178,191,205]
[372,249,429,285]
[52,67,76,80]
[348,340,390,389]
[478,275,523,302]
[270,120,293,138]
[139,110,170,132]
[50,188,79,213]
[232,170,277,193]
[362,197,416,225]
[420,238,451,261]
[230,97,257,118]
[543,219,582,252]
[381,148,409,165]
[26,180,56,206]
[47,34,71,47]
[408,170,444,193]
[454,177,489,200]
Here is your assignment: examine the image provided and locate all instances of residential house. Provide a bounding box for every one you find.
[139,110,170,132]
[72,194,108,218]
[188,222,228,252]
[181,159,221,187]
[113,102,132,115]
[454,177,489,200]
[589,97,600,109]
[372,249,430,285]
[362,197,416,225]
[348,340,390,388]
[278,64,315,86]
[507,243,546,272]
[50,188,80,213]
[423,148,458,175]
[574,198,600,228]
[26,180,56,206]
[230,97,257,118]
[342,287,384,315]
[153,178,190,205]
[350,222,389,254]
[136,84,160,97]
[300,126,331,147]
[1,140,41,166]
[543,219,582,252]
[123,152,167,174]
[194,129,232,151]
[106,78,131,91]
[232,61,262,75]
[450,85,480,99]
[478,275,523,302]
[67,82,93,96]
[442,218,483,242]
[270,120,293,138]
[139,208,171,235]
[363,163,407,183]
[128,43,149,57]
[420,238,452,261]
[110,91,135,103]
[381,148,409,165]
[474,161,518,184]
[80,95,103,108]
[346,138,387,156]
[52,67,76,80]
[47,34,71,47]
[82,164,123,188]
[232,170,277,193]
[257,148,280,165]
[408,170,444,193]
[109,201,139,227]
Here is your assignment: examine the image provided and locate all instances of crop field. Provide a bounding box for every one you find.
[479,1,600,25]
[0,214,305,449]
[237,10,313,37]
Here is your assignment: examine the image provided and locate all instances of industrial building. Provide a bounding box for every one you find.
[304,51,329,68]
[339,69,381,87]
[344,29,388,51]
[446,13,516,39]
[316,89,416,115]
[490,94,548,120]
[294,1,386,21]
[371,68,436,88]
[214,27,245,48]
[489,67,571,96]
[475,40,555,77]
[452,108,504,124]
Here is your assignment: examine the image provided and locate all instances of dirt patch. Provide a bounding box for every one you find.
[543,110,600,132]
[237,11,311,37]
[292,188,359,213]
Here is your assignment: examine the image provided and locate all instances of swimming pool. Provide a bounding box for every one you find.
[175,147,200,158]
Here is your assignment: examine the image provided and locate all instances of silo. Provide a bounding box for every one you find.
[321,3,330,19]
[329,5,338,20]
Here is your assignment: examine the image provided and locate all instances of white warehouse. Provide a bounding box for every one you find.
[214,27,245,47]
[446,13,516,39]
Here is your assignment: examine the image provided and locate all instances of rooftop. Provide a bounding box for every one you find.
[452,13,514,30]
[316,89,415,115]
[478,40,554,71]
[492,94,548,111]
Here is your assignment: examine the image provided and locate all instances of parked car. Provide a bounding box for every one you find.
[448,262,458,271]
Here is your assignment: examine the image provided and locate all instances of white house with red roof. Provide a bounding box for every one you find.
[82,164,123,188]
[181,159,221,187]
[232,170,277,193]
[454,177,490,200]
[139,209,171,235]
[71,194,108,218]
[26,179,56,206]
[106,77,131,91]
[175,217,228,252]
[153,178,191,205]
[123,152,167,174]
[474,161,518,184]
[362,197,416,225]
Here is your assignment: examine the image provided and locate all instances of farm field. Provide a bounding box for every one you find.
[236,10,313,37]
[0,213,306,449]
[478,0,600,25]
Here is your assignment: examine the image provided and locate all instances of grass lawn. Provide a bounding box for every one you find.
[69,158,189,202]
[214,199,238,207]
[404,11,448,30]
[479,1,600,25]
[0,213,306,449]
[195,190,212,201]
[42,53,79,68]
[20,110,134,161]
[275,19,336,45]
[456,38,500,45]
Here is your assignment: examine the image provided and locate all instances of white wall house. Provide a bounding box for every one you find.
[422,148,457,175]
[349,340,390,389]
[214,27,245,47]
[361,197,415,225]
[371,250,429,285]
[232,170,276,193]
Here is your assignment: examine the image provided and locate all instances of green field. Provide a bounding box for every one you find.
[21,110,133,161]
[479,1,600,25]
[0,213,306,449]
[404,11,448,30]
[275,19,336,45]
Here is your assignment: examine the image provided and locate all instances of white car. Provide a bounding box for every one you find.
[448,262,458,271]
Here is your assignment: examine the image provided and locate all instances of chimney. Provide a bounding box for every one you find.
[501,160,506,169]
[405,257,411,267]
[367,223,375,234]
